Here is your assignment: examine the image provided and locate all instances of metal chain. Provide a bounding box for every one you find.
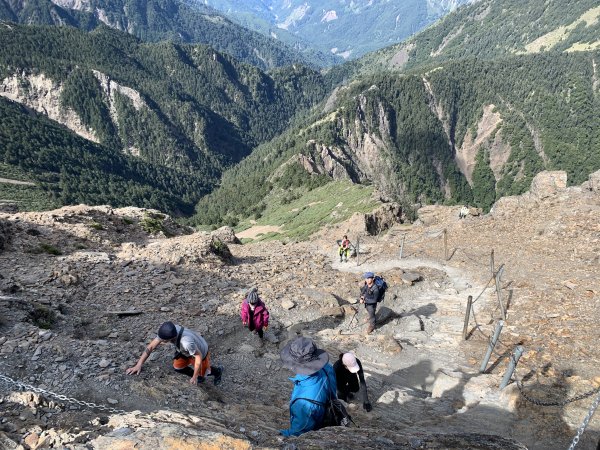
[567,390,600,450]
[515,378,600,407]
[0,372,126,414]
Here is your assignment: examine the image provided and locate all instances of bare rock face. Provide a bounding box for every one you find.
[529,171,567,199]
[587,169,600,192]
[364,203,403,235]
[211,226,241,245]
[85,424,252,450]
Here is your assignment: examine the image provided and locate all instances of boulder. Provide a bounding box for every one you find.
[587,169,600,192]
[319,306,345,318]
[211,226,241,244]
[431,372,463,399]
[302,288,341,308]
[401,272,423,285]
[529,171,567,199]
[364,203,403,235]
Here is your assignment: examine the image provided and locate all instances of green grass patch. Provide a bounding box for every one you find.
[88,222,104,230]
[237,181,381,242]
[36,243,62,255]
[0,182,59,212]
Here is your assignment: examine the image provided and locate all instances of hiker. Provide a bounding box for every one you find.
[360,272,380,334]
[279,337,337,437]
[125,321,222,386]
[240,287,269,340]
[333,352,372,412]
[458,205,469,219]
[339,235,351,262]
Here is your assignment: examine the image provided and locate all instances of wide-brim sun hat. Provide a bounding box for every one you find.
[280,337,329,375]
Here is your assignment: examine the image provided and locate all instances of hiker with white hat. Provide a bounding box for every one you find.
[279,337,337,437]
[333,352,372,412]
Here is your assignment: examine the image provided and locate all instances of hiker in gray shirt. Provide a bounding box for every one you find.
[126,321,222,386]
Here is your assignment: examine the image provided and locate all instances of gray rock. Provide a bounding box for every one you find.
[281,300,295,310]
[530,171,567,199]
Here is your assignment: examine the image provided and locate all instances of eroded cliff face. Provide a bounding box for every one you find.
[0,72,99,143]
[300,92,409,200]
[0,70,149,156]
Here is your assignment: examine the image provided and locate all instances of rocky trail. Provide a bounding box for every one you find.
[0,171,599,449]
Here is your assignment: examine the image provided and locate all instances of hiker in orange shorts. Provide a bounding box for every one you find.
[126,321,222,386]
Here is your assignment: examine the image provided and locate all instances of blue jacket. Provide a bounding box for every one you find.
[280,363,337,437]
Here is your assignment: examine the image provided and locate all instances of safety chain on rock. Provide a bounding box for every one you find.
[0,372,126,415]
[567,389,600,450]
[515,377,600,407]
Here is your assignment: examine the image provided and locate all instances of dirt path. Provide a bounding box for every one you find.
[0,177,35,186]
[236,225,281,239]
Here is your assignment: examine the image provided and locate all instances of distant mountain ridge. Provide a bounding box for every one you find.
[0,0,336,70]
[327,0,600,83]
[202,0,474,59]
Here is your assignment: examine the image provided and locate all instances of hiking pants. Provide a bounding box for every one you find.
[338,376,359,401]
[365,303,377,328]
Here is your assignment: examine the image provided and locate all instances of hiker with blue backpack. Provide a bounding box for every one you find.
[360,272,387,334]
[279,337,338,437]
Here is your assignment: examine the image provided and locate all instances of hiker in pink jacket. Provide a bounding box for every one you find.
[240,288,270,340]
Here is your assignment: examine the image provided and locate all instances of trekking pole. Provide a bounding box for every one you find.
[399,234,406,259]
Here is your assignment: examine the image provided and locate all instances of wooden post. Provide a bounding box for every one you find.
[490,249,495,275]
[495,264,507,320]
[399,234,406,259]
[443,228,448,260]
[356,236,360,267]
[462,295,473,340]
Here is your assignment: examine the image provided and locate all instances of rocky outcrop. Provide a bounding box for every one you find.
[529,170,567,199]
[364,203,403,235]
[211,226,241,245]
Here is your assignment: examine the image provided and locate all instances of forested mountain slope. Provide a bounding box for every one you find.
[0,24,326,214]
[327,0,600,85]
[0,0,333,70]
[194,50,600,226]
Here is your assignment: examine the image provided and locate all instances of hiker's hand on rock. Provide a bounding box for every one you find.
[242,321,247,326]
[126,365,141,375]
[263,326,268,331]
[363,402,372,412]
[190,376,198,385]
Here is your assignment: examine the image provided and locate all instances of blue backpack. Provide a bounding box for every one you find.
[374,275,387,302]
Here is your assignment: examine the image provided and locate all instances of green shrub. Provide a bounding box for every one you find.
[89,222,104,230]
[29,304,57,329]
[38,243,62,255]
[140,213,170,236]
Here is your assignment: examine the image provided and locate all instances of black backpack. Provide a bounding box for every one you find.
[374,275,388,302]
[294,397,354,428]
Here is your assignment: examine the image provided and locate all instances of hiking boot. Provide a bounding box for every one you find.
[366,324,375,335]
[212,366,223,386]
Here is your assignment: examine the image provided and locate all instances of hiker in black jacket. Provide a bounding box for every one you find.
[333,352,372,412]
[360,272,379,334]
